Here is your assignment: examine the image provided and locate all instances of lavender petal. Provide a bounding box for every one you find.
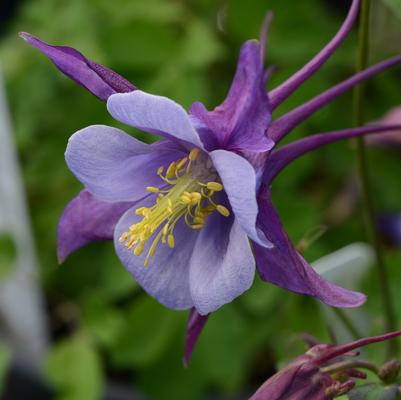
[114,199,198,310]
[210,149,273,248]
[107,91,204,150]
[65,125,185,202]
[189,213,255,315]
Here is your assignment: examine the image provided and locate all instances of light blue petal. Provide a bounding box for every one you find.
[189,213,255,315]
[107,90,204,150]
[210,149,273,248]
[65,125,184,202]
[114,198,198,310]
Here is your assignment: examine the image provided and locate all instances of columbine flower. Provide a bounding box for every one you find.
[21,0,401,362]
[250,331,401,400]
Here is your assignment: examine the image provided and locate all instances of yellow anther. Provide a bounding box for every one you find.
[194,217,205,224]
[191,224,204,229]
[135,207,147,215]
[157,166,164,175]
[206,182,223,191]
[216,205,230,217]
[162,224,169,236]
[146,186,160,193]
[189,148,200,161]
[181,195,192,204]
[134,244,145,256]
[119,232,129,243]
[190,192,202,202]
[167,234,175,249]
[166,162,177,179]
[203,205,216,213]
[176,157,188,171]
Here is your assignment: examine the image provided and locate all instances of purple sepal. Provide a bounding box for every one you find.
[250,359,324,400]
[20,32,135,101]
[253,186,366,308]
[183,308,209,367]
[57,190,132,262]
[190,40,273,152]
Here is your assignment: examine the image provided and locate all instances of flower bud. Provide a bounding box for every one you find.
[379,360,401,384]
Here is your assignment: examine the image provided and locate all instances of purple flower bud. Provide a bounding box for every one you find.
[250,331,401,400]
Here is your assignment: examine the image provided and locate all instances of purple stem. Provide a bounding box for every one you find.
[264,124,401,184]
[268,55,401,142]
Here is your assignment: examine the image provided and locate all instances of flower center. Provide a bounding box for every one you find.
[118,148,230,267]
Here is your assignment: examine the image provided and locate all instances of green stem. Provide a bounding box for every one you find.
[353,0,398,355]
[332,308,362,340]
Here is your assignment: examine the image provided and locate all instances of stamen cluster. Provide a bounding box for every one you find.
[119,149,230,267]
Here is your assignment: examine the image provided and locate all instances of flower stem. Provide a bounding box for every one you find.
[353,0,398,355]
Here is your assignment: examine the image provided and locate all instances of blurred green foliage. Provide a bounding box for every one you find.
[1,0,401,399]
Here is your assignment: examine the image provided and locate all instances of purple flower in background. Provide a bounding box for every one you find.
[367,106,401,150]
[21,0,401,363]
[250,330,401,400]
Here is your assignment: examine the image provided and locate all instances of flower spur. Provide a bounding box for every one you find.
[20,0,401,363]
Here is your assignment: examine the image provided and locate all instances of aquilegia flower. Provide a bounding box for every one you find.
[250,330,401,400]
[21,0,401,363]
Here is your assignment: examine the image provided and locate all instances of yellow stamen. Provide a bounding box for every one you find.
[216,205,230,217]
[166,162,177,179]
[118,148,230,267]
[146,186,160,193]
[167,234,175,248]
[189,148,200,161]
[176,157,188,171]
[206,182,223,191]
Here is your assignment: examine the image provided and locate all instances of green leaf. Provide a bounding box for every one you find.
[110,296,181,367]
[44,335,103,400]
[81,295,124,348]
[348,383,401,400]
